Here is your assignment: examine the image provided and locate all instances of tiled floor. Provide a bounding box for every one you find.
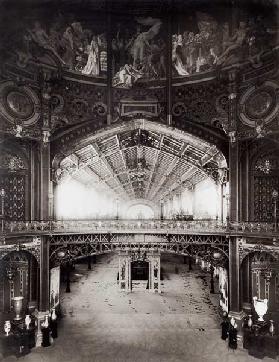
[1,253,277,362]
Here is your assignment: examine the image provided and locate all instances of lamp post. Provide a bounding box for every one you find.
[57,249,72,293]
[210,264,215,294]
[272,190,278,232]
[116,197,119,220]
[160,199,164,221]
[65,260,71,293]
[0,188,5,234]
[225,193,230,229]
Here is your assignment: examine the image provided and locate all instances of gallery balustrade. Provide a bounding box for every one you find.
[2,219,277,235]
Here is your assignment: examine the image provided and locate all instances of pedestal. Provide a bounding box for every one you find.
[42,327,51,347]
[228,310,246,340]
[50,319,58,339]
[35,311,49,347]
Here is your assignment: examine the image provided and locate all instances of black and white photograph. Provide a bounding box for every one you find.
[0,0,279,361]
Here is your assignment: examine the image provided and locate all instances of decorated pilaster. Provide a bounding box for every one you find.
[148,252,161,293]
[228,236,245,335]
[38,72,52,221]
[39,235,49,312]
[227,70,239,223]
[118,251,131,292]
[166,2,172,126]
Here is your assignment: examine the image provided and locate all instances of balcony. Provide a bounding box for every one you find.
[2,219,277,237]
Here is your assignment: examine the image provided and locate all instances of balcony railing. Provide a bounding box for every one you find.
[2,219,277,235]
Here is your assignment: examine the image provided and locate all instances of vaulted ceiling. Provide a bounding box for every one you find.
[57,125,225,202]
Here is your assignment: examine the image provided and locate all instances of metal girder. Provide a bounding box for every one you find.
[90,143,129,198]
[49,232,229,266]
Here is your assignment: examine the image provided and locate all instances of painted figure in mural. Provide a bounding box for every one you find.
[146,38,166,77]
[113,64,143,88]
[82,36,99,75]
[61,26,75,69]
[218,21,248,64]
[172,34,189,76]
[28,21,66,64]
[131,18,162,67]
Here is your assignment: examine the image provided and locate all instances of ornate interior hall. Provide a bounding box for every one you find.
[0,0,279,360]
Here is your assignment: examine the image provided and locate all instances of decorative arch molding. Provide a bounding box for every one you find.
[239,246,279,266]
[0,238,41,262]
[123,198,159,218]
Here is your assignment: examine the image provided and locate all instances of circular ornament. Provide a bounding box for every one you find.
[172,102,187,117]
[0,81,40,126]
[92,102,107,116]
[239,81,279,127]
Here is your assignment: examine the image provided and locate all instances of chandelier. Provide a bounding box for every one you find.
[129,157,149,181]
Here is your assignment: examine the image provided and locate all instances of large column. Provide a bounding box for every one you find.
[241,254,252,312]
[39,143,51,221]
[229,236,245,334]
[39,235,49,312]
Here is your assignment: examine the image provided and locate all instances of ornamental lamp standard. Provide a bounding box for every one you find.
[160,199,164,221]
[210,251,222,294]
[225,192,230,228]
[272,190,278,232]
[116,197,119,220]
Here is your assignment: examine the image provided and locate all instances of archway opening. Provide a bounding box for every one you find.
[131,260,149,280]
[53,120,228,222]
[127,204,155,219]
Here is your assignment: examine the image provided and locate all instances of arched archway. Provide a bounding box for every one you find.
[51,119,227,221]
[123,198,158,219]
[240,251,279,319]
[1,250,39,315]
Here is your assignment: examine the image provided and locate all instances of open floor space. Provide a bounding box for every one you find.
[1,254,276,362]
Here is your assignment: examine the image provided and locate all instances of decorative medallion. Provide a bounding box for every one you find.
[0,81,40,126]
[92,102,107,116]
[239,81,279,127]
[172,102,187,117]
[50,94,65,114]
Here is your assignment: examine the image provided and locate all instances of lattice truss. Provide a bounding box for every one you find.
[58,128,223,202]
[49,233,229,267]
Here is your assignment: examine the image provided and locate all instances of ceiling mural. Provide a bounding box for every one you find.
[172,10,278,77]
[112,16,166,88]
[0,0,278,145]
[1,11,107,77]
